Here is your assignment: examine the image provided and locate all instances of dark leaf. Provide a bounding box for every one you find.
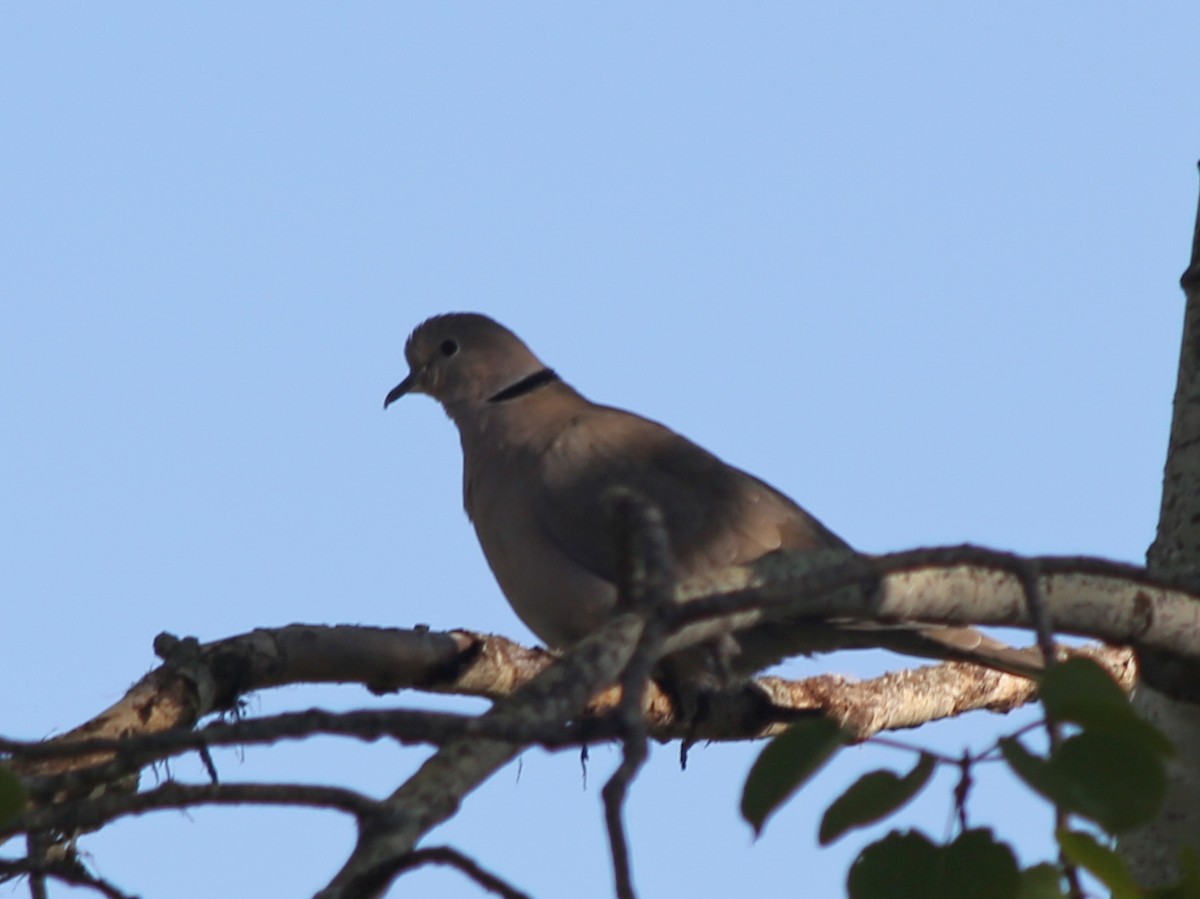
[740,716,845,836]
[999,737,1056,798]
[848,829,1019,899]
[1017,863,1067,899]
[1002,733,1166,832]
[1051,732,1166,832]
[820,753,936,845]
[1039,658,1173,756]
[1057,829,1141,899]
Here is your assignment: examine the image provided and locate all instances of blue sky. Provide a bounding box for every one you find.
[2,4,1197,897]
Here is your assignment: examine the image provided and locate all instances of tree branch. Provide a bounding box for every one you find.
[316,612,648,899]
[8,782,375,841]
[388,846,532,899]
[670,545,1200,659]
[1121,159,1200,887]
[0,856,136,899]
[602,490,677,899]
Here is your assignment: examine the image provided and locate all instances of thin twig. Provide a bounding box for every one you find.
[1015,562,1082,898]
[0,856,137,899]
[317,613,648,898]
[601,490,676,899]
[7,781,376,841]
[25,833,48,899]
[1016,559,1057,670]
[952,751,971,833]
[2,707,475,764]
[390,846,532,899]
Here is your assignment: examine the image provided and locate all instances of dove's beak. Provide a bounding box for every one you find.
[384,373,417,410]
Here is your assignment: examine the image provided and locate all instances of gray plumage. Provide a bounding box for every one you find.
[386,312,1039,679]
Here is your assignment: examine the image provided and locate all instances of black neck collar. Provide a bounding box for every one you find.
[487,368,560,403]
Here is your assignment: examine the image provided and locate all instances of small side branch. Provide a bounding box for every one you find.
[0,856,136,899]
[316,613,648,899]
[602,490,677,899]
[377,846,532,899]
[8,782,375,840]
[671,545,1200,660]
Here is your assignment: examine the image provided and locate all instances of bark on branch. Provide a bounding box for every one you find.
[11,543,1175,791]
[1120,161,1200,886]
[1,547,1147,897]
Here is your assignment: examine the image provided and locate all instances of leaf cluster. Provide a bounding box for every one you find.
[741,658,1193,898]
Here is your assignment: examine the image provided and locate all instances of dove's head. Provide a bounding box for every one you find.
[385,313,551,412]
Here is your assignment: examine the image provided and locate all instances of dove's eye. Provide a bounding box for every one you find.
[439,339,459,357]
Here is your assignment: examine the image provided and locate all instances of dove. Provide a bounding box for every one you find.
[385,312,1041,680]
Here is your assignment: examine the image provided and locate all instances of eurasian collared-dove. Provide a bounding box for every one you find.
[385,312,1040,680]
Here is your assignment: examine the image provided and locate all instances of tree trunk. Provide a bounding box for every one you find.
[1123,163,1200,886]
